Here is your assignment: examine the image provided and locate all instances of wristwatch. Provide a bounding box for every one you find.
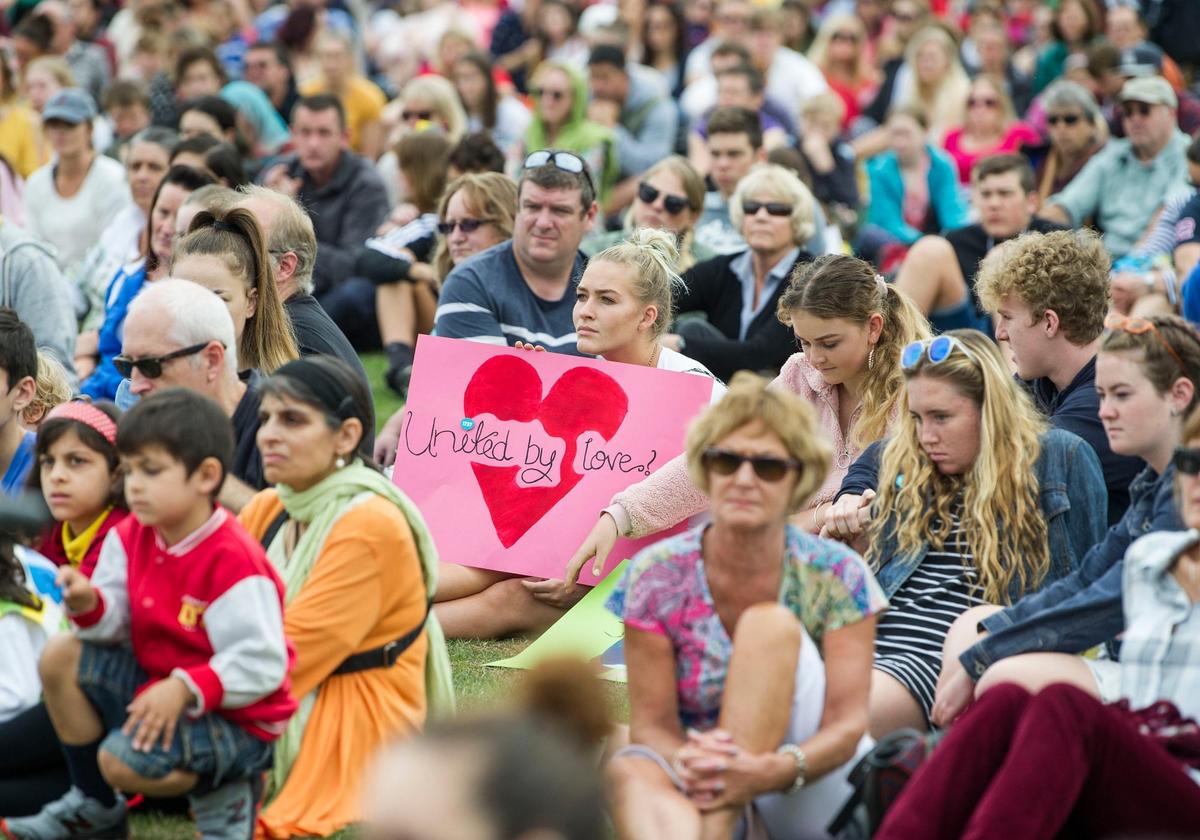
[776,743,807,793]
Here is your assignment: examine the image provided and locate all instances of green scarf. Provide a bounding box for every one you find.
[264,461,455,799]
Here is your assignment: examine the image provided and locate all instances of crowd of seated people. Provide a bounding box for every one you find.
[0,0,1198,837]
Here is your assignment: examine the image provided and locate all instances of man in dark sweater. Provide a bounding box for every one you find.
[236,185,368,385]
[260,95,389,330]
[893,154,1065,334]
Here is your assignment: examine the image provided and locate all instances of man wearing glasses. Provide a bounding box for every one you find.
[434,150,596,355]
[117,279,266,512]
[1040,76,1191,260]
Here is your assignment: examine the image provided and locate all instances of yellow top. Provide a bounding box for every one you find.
[0,103,47,178]
[300,75,386,154]
[61,506,115,569]
[239,490,428,839]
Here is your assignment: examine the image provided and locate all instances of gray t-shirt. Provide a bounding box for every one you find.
[434,241,587,355]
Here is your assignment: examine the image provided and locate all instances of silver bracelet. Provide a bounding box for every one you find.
[776,743,807,793]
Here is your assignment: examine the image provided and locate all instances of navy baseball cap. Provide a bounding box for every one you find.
[42,88,98,125]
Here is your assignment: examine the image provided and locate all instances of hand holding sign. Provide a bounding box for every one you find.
[392,336,715,582]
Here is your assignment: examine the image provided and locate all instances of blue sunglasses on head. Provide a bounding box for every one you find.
[901,335,978,370]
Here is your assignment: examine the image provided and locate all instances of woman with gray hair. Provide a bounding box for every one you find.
[1036,79,1107,202]
[663,163,817,383]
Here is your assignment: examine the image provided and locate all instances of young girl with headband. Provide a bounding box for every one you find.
[32,401,128,577]
[0,401,126,816]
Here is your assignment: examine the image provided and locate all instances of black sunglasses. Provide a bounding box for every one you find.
[438,218,491,235]
[702,448,801,482]
[1121,101,1155,118]
[402,109,433,121]
[112,343,212,379]
[530,87,567,101]
[638,182,690,214]
[1047,113,1083,126]
[1173,446,1200,477]
[742,200,793,217]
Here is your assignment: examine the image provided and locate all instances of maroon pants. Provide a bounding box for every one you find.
[875,683,1200,840]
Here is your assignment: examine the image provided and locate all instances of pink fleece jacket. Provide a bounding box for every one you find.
[608,353,868,538]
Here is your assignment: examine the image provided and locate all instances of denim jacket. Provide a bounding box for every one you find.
[859,428,1107,602]
[960,463,1183,680]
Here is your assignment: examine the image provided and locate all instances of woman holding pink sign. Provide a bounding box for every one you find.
[433,228,726,639]
[557,254,930,602]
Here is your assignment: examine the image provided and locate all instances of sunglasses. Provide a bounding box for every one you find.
[401,110,433,122]
[1173,446,1200,477]
[638,182,689,214]
[1121,101,1155,118]
[524,149,596,195]
[112,342,211,379]
[530,87,567,102]
[742,200,793,217]
[967,96,1000,109]
[702,448,801,482]
[1103,313,1186,370]
[901,335,979,370]
[438,218,491,235]
[831,31,860,43]
[1047,113,1083,126]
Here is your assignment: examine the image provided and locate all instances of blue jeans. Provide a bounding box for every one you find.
[78,643,273,788]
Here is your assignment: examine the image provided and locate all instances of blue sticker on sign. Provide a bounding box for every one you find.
[461,418,475,431]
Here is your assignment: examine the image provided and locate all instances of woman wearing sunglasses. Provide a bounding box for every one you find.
[875,413,1200,840]
[435,228,726,639]
[942,75,1038,185]
[583,156,713,271]
[607,373,885,839]
[79,165,218,401]
[838,330,1107,737]
[931,315,1200,729]
[1035,79,1106,203]
[521,60,618,206]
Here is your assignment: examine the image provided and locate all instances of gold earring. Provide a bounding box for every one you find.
[867,346,876,371]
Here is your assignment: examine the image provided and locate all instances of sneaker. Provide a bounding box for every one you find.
[188,775,262,840]
[1,787,127,840]
[384,342,415,397]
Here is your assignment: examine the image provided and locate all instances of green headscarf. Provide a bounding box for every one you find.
[264,460,456,799]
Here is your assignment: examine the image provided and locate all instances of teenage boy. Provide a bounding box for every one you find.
[1,389,296,840]
[0,308,40,496]
[977,229,1145,525]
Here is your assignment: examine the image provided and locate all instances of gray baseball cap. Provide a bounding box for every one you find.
[1118,75,1177,109]
[42,88,98,125]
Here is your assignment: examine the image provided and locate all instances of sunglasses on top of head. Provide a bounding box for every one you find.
[523,149,597,195]
[702,448,802,482]
[638,182,690,214]
[901,335,979,371]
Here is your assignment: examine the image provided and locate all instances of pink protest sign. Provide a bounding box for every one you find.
[391,335,716,584]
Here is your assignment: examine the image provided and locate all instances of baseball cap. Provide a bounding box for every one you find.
[1118,75,1177,109]
[1117,44,1164,77]
[42,88,98,125]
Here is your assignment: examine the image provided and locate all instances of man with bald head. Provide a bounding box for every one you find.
[121,278,265,511]
[236,184,367,383]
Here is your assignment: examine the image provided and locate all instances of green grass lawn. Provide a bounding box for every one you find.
[128,356,622,837]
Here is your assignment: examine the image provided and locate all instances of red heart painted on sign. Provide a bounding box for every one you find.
[463,355,629,548]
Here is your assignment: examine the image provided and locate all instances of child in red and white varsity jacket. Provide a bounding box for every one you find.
[1,389,297,840]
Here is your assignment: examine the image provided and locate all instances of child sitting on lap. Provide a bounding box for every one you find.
[1,388,296,840]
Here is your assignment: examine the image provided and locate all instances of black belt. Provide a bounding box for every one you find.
[260,509,432,677]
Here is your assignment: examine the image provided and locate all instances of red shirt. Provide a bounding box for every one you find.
[36,509,130,578]
[72,507,297,740]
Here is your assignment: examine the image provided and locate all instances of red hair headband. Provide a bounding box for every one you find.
[46,402,117,445]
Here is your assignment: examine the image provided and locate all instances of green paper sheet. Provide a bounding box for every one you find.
[487,560,627,683]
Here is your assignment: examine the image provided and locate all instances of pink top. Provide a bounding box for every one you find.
[942,122,1040,184]
[609,354,869,538]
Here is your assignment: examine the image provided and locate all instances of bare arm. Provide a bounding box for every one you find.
[219,475,258,514]
[797,615,875,779]
[1037,202,1072,225]
[626,625,687,760]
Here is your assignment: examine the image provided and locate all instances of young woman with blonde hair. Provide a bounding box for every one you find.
[834,330,1107,736]
[172,206,299,374]
[559,256,932,607]
[435,228,723,639]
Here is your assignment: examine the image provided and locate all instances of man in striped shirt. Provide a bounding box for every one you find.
[434,151,596,354]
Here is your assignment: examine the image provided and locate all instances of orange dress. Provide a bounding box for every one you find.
[240,491,428,839]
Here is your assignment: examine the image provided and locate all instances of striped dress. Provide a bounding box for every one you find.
[873,503,987,722]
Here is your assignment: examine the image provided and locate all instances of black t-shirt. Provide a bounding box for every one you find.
[946,218,1067,315]
[1174,193,1200,249]
[232,370,265,491]
[285,294,369,384]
